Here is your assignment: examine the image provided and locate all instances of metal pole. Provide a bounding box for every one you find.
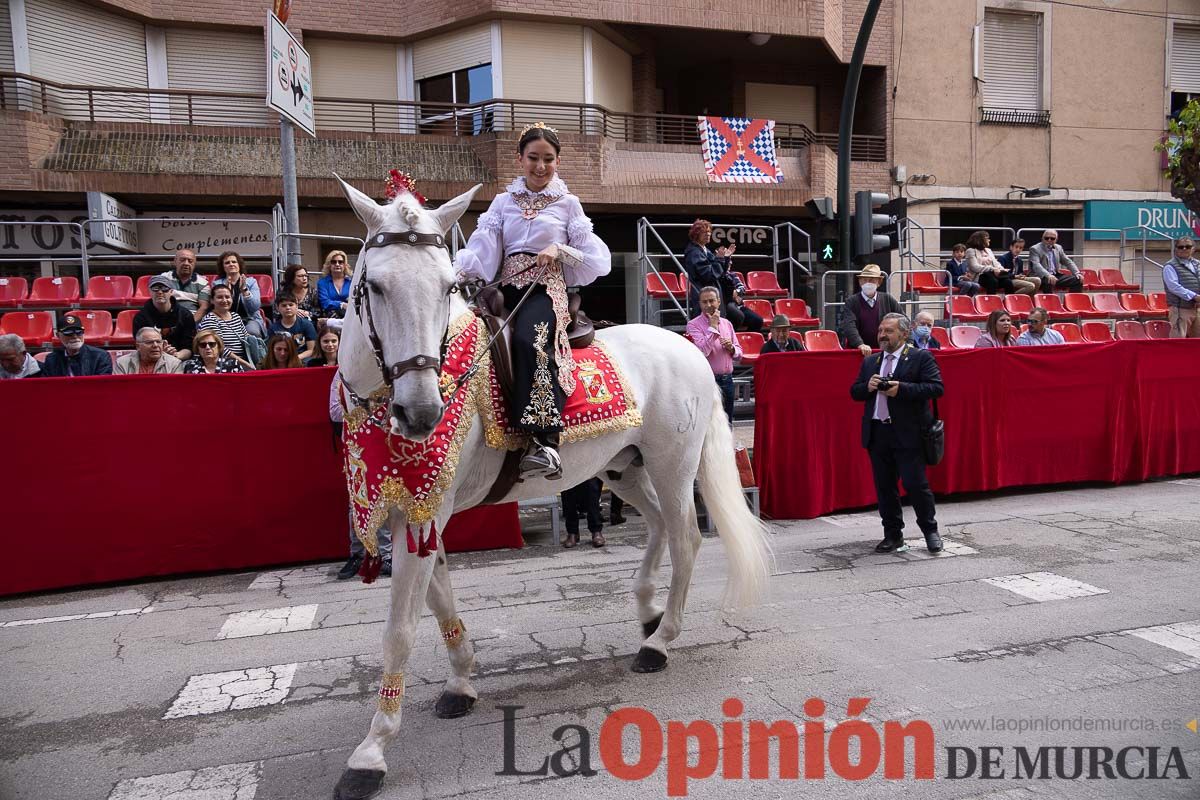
[280,118,302,265]
[837,0,884,280]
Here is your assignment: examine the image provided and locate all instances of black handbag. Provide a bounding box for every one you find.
[922,398,945,465]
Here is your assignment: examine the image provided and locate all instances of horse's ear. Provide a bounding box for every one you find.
[334,174,385,230]
[430,184,483,236]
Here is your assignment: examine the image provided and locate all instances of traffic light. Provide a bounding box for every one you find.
[805,196,836,221]
[818,238,839,264]
[853,190,890,257]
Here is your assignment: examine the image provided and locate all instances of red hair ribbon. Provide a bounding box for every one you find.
[385,169,426,205]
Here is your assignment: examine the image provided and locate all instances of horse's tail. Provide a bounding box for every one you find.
[696,388,773,609]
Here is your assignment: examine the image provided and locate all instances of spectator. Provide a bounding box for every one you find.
[269,296,317,361]
[560,477,605,548]
[0,333,42,379]
[116,328,183,374]
[686,285,742,423]
[278,264,319,320]
[975,310,1019,348]
[307,324,341,367]
[318,250,354,318]
[996,239,1041,295]
[40,314,112,377]
[761,314,804,354]
[198,285,256,368]
[1163,236,1200,338]
[329,369,392,579]
[1028,230,1084,292]
[212,251,266,338]
[1016,308,1066,346]
[133,274,196,360]
[183,329,248,374]
[910,311,941,351]
[159,248,210,321]
[259,333,303,370]
[966,231,1030,295]
[682,219,763,332]
[838,264,903,356]
[946,244,980,296]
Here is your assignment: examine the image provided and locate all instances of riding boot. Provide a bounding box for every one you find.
[520,431,562,480]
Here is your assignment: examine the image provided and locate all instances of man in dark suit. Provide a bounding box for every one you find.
[850,313,944,553]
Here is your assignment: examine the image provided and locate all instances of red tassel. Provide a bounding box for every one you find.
[358,554,383,584]
[417,535,430,558]
[406,526,418,554]
[427,523,438,555]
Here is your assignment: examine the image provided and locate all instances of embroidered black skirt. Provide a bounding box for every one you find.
[500,283,566,435]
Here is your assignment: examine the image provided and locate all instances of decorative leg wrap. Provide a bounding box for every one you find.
[439,616,466,648]
[378,672,405,715]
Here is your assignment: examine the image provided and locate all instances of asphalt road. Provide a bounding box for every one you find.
[2,479,1199,800]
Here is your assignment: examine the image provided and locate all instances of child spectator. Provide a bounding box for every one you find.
[269,296,317,361]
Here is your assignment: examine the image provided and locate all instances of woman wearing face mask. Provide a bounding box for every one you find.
[197,285,256,369]
[910,311,942,351]
[212,251,266,338]
[307,324,340,367]
[837,264,904,356]
[454,122,612,480]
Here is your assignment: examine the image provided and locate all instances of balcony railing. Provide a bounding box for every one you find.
[0,71,887,162]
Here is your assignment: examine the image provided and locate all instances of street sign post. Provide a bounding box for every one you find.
[265,12,314,137]
[85,191,139,253]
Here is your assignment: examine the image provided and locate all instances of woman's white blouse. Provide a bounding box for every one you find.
[454,177,612,286]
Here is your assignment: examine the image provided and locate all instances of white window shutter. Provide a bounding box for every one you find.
[1172,26,1200,94]
[982,10,1042,111]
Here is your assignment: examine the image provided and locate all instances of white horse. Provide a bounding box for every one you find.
[331,177,772,800]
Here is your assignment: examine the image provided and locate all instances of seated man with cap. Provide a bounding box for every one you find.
[761,314,804,354]
[40,313,112,377]
[837,264,903,357]
[133,273,196,360]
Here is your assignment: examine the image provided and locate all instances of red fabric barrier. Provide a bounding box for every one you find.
[1,369,520,596]
[754,341,1200,520]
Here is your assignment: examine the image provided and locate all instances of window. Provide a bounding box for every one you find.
[1171,26,1200,120]
[981,9,1047,125]
[417,64,493,134]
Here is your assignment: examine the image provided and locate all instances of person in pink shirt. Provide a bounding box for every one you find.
[686,285,742,422]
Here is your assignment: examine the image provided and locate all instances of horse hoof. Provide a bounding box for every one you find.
[435,692,477,719]
[333,768,385,800]
[641,613,663,639]
[631,646,668,673]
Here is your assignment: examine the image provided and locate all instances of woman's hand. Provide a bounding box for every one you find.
[536,244,560,268]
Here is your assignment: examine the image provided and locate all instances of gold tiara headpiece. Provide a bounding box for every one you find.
[519,121,558,138]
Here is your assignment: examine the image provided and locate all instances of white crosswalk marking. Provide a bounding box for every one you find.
[217,605,319,640]
[1,607,153,628]
[981,572,1108,602]
[108,761,260,800]
[1127,620,1200,660]
[164,664,297,719]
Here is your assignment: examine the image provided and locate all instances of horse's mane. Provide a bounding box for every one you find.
[386,192,424,228]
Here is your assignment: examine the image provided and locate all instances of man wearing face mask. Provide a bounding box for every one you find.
[838,264,903,357]
[910,311,941,351]
[39,314,112,377]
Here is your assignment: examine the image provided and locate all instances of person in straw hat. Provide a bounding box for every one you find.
[761,314,804,354]
[837,264,903,357]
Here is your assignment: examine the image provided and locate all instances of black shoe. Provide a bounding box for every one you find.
[610,514,627,525]
[380,559,392,578]
[873,539,909,554]
[337,555,364,580]
[924,532,944,553]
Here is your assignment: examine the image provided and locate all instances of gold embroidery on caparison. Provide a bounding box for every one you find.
[378,672,405,714]
[520,322,563,428]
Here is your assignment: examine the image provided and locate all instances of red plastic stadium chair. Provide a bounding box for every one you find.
[910,271,949,294]
[788,330,806,345]
[0,277,28,308]
[1081,321,1114,343]
[741,299,773,324]
[732,272,747,288]
[678,272,690,295]
[1148,292,1168,313]
[1144,320,1171,340]
[1114,321,1148,341]
[131,275,155,305]
[1034,293,1074,320]
[33,350,49,363]
[948,295,987,322]
[109,309,139,346]
[645,272,685,300]
[1079,269,1103,290]
[949,325,981,349]
[80,275,134,308]
[930,326,951,349]
[775,298,819,328]
[1098,269,1138,291]
[72,310,114,344]
[253,273,275,305]
[736,332,765,363]
[1063,294,1106,320]
[1003,294,1034,320]
[803,330,842,351]
[1,311,55,346]
[744,271,788,299]
[1090,293,1137,320]
[974,294,1005,316]
[24,276,80,308]
[1051,323,1084,344]
[1119,293,1167,320]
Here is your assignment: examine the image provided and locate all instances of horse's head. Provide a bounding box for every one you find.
[336,175,481,441]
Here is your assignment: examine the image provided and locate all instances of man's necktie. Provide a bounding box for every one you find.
[874,353,895,422]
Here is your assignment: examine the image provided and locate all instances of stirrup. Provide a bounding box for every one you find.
[519,443,562,480]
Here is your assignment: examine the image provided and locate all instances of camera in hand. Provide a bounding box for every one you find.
[877,378,894,390]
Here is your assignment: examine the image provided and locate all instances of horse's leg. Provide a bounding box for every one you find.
[335,517,437,800]
[424,552,477,719]
[606,467,667,638]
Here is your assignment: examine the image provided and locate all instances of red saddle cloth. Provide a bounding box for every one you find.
[482,338,642,450]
